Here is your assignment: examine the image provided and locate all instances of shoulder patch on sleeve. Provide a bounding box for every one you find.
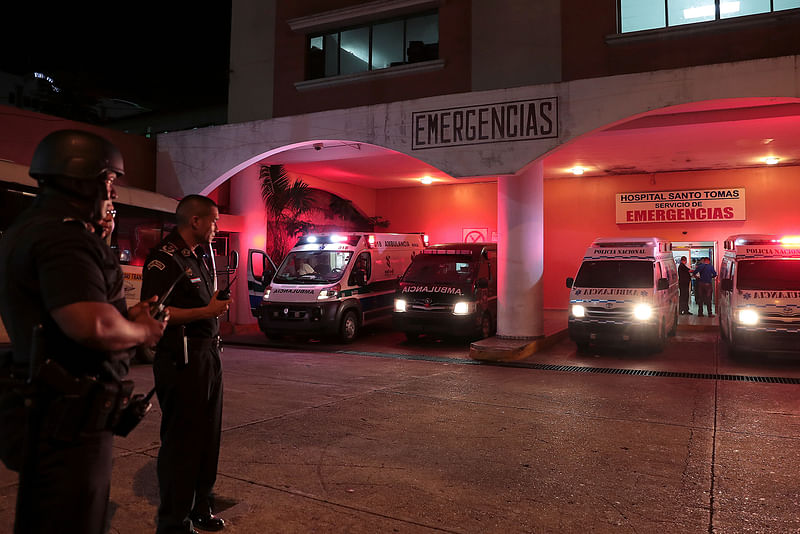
[147,259,166,271]
[160,243,178,256]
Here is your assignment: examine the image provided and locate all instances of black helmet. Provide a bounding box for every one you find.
[30,129,124,186]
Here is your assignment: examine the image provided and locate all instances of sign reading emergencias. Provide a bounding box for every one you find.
[616,188,745,224]
[412,97,558,150]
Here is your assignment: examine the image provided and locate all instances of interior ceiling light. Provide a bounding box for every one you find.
[420,176,434,185]
[569,166,585,176]
[764,157,780,165]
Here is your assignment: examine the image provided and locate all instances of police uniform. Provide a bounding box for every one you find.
[141,229,223,534]
[0,194,131,534]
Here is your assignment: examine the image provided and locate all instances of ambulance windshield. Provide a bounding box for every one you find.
[574,260,653,288]
[402,255,475,284]
[274,250,353,283]
[737,260,800,290]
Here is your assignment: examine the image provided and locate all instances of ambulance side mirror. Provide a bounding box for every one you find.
[657,278,669,291]
[228,250,239,271]
[566,277,574,289]
[721,279,733,292]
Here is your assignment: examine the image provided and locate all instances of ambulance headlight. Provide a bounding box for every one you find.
[738,309,759,325]
[633,304,653,321]
[571,304,586,318]
[262,286,271,301]
[394,299,407,312]
[318,284,340,300]
[453,301,475,315]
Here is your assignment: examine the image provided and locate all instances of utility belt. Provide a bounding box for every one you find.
[158,325,221,366]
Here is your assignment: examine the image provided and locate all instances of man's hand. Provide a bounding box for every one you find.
[128,296,158,322]
[132,307,168,347]
[207,291,231,318]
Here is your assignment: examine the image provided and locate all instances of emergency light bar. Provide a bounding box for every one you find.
[421,249,474,256]
[298,234,361,246]
[725,235,782,249]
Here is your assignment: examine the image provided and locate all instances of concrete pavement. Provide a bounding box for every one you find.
[2,329,800,533]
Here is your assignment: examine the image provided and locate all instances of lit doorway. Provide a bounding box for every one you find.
[673,241,717,315]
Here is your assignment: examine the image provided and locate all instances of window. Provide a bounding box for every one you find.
[619,0,800,33]
[307,11,439,80]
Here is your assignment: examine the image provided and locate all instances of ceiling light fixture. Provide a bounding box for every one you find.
[420,176,433,185]
[764,157,780,165]
[569,166,585,176]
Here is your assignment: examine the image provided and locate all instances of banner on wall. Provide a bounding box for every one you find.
[616,188,745,224]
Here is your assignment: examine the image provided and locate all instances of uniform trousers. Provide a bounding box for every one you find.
[154,341,223,534]
[679,282,691,313]
[14,399,113,534]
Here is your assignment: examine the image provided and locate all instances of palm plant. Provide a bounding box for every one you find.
[259,164,316,261]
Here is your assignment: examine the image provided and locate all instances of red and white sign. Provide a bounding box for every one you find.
[616,188,745,224]
[462,228,489,243]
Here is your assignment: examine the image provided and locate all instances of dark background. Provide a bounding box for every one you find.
[0,3,232,116]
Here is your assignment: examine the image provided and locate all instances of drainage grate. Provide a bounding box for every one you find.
[336,350,800,384]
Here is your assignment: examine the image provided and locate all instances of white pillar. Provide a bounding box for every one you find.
[229,165,266,325]
[497,161,544,339]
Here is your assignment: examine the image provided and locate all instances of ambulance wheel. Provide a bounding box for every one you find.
[339,311,359,343]
[668,308,678,336]
[478,312,492,339]
[652,321,666,352]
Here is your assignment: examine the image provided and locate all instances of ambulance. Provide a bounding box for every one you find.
[566,237,679,351]
[248,232,427,342]
[392,243,497,340]
[719,234,800,354]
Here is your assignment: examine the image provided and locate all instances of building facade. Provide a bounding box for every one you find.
[160,0,800,337]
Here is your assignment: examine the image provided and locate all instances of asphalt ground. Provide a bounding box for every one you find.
[2,326,800,533]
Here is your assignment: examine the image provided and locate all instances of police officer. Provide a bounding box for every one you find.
[0,129,167,534]
[141,195,230,533]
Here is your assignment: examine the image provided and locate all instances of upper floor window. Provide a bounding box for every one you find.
[307,12,438,80]
[619,0,800,33]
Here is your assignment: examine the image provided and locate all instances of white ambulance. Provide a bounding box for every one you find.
[719,234,800,355]
[248,232,427,342]
[566,237,679,351]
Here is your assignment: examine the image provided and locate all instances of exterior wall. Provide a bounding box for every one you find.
[159,56,800,199]
[270,0,472,118]
[544,166,800,310]
[562,0,800,82]
[0,105,156,191]
[376,181,497,245]
[229,0,277,123]
[471,0,561,90]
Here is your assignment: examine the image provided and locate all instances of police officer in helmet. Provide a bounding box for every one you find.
[0,129,167,534]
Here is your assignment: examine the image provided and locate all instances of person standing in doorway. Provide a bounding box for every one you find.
[678,256,693,315]
[695,257,717,317]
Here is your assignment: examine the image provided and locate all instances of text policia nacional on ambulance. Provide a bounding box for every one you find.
[615,188,745,224]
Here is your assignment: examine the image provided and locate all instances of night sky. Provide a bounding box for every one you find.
[0,3,232,113]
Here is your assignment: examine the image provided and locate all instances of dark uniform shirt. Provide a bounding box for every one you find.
[0,194,129,377]
[678,262,692,285]
[141,229,218,346]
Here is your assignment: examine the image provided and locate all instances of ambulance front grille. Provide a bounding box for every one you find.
[409,298,451,311]
[584,306,631,320]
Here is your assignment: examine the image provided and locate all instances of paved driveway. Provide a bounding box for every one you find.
[2,331,800,533]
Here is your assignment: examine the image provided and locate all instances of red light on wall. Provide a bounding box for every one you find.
[253,234,266,249]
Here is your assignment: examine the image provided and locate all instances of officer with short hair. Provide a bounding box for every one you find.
[0,129,167,534]
[142,194,230,533]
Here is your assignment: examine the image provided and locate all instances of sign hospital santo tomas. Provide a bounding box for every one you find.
[616,188,745,224]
